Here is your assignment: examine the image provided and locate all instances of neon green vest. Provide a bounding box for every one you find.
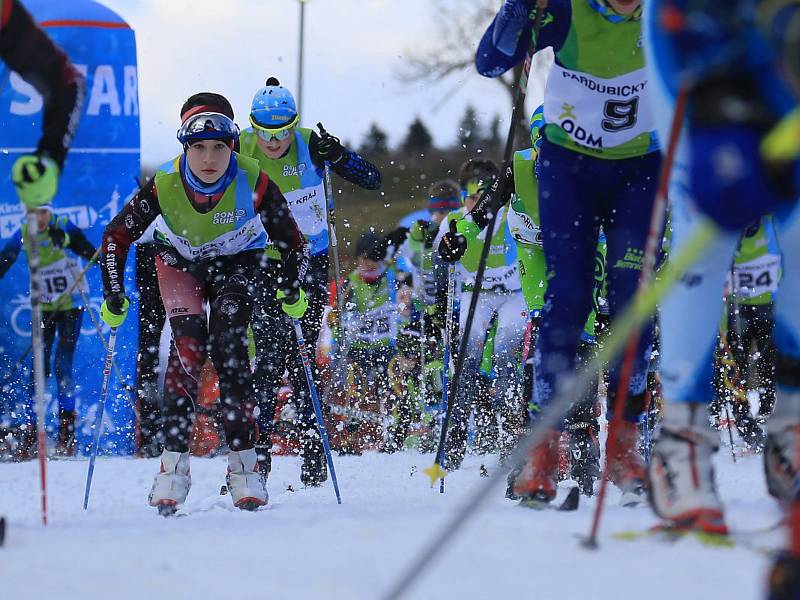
[240,127,328,255]
[152,154,267,262]
[346,271,396,347]
[541,0,656,159]
[22,217,86,310]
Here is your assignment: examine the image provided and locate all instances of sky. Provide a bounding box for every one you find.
[98,0,550,166]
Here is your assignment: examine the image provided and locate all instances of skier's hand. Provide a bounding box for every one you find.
[438,220,467,263]
[387,226,410,249]
[100,294,130,328]
[312,124,346,164]
[278,288,308,319]
[48,225,70,249]
[12,154,59,209]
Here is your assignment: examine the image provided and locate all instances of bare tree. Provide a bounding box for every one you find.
[398,0,533,149]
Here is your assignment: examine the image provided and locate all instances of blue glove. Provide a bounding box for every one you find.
[492,0,535,57]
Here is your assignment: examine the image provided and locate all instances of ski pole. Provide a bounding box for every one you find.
[583,83,689,550]
[317,122,356,437]
[291,318,342,504]
[0,248,100,390]
[24,211,49,526]
[427,2,547,486]
[417,249,427,412]
[428,263,456,492]
[83,326,118,510]
[382,220,718,600]
[66,263,138,411]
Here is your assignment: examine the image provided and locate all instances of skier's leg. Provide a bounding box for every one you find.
[135,243,166,457]
[648,189,740,533]
[493,291,527,454]
[750,302,777,416]
[601,149,662,494]
[765,204,800,502]
[53,307,82,456]
[287,255,329,486]
[207,255,266,509]
[448,290,497,470]
[148,254,206,509]
[250,258,290,468]
[520,140,599,502]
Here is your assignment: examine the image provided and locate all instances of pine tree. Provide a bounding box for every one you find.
[402,117,433,153]
[360,122,389,156]
[457,105,483,151]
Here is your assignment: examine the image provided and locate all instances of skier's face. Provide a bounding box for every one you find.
[606,0,641,15]
[431,210,449,226]
[34,209,51,232]
[256,130,294,159]
[186,139,233,184]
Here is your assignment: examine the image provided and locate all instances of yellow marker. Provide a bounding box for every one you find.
[423,463,446,487]
[761,107,800,162]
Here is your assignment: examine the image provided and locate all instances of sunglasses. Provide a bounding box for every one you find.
[255,127,294,143]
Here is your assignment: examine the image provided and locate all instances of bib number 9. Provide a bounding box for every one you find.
[602,97,639,133]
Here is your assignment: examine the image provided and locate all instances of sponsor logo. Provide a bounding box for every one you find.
[282,163,307,177]
[212,209,247,225]
[170,307,189,315]
[560,71,647,98]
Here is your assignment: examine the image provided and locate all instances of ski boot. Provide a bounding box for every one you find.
[568,422,600,497]
[300,428,328,487]
[512,429,560,506]
[13,423,37,462]
[55,410,76,457]
[148,450,191,516]
[648,404,728,534]
[226,448,268,511]
[732,398,766,451]
[607,419,648,506]
[764,418,800,503]
[255,442,272,482]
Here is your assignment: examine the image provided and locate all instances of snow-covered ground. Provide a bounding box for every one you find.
[0,445,783,600]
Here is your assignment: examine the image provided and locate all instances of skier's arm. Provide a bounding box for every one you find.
[372,226,410,263]
[255,174,310,299]
[309,131,382,190]
[63,221,98,263]
[0,231,23,279]
[475,0,570,78]
[467,164,515,231]
[0,0,84,169]
[101,179,161,300]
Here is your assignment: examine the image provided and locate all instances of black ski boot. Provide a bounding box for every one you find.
[568,423,600,496]
[255,442,272,481]
[300,428,327,487]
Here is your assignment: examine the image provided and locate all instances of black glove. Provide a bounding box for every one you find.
[48,225,69,249]
[386,226,410,249]
[438,220,467,263]
[313,123,346,164]
[105,292,128,315]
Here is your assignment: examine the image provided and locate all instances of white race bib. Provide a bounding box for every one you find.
[544,65,654,150]
[728,254,781,300]
[39,257,86,304]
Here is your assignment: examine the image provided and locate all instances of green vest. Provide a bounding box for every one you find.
[509,149,542,246]
[346,271,396,347]
[240,126,328,256]
[152,154,267,262]
[446,208,520,292]
[541,0,656,159]
[22,217,85,311]
[731,218,781,305]
[403,225,437,309]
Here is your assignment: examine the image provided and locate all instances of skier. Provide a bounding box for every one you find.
[99,93,309,513]
[474,0,660,504]
[0,207,96,458]
[644,0,800,541]
[239,77,381,485]
[440,107,607,496]
[434,158,527,470]
[0,0,84,461]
